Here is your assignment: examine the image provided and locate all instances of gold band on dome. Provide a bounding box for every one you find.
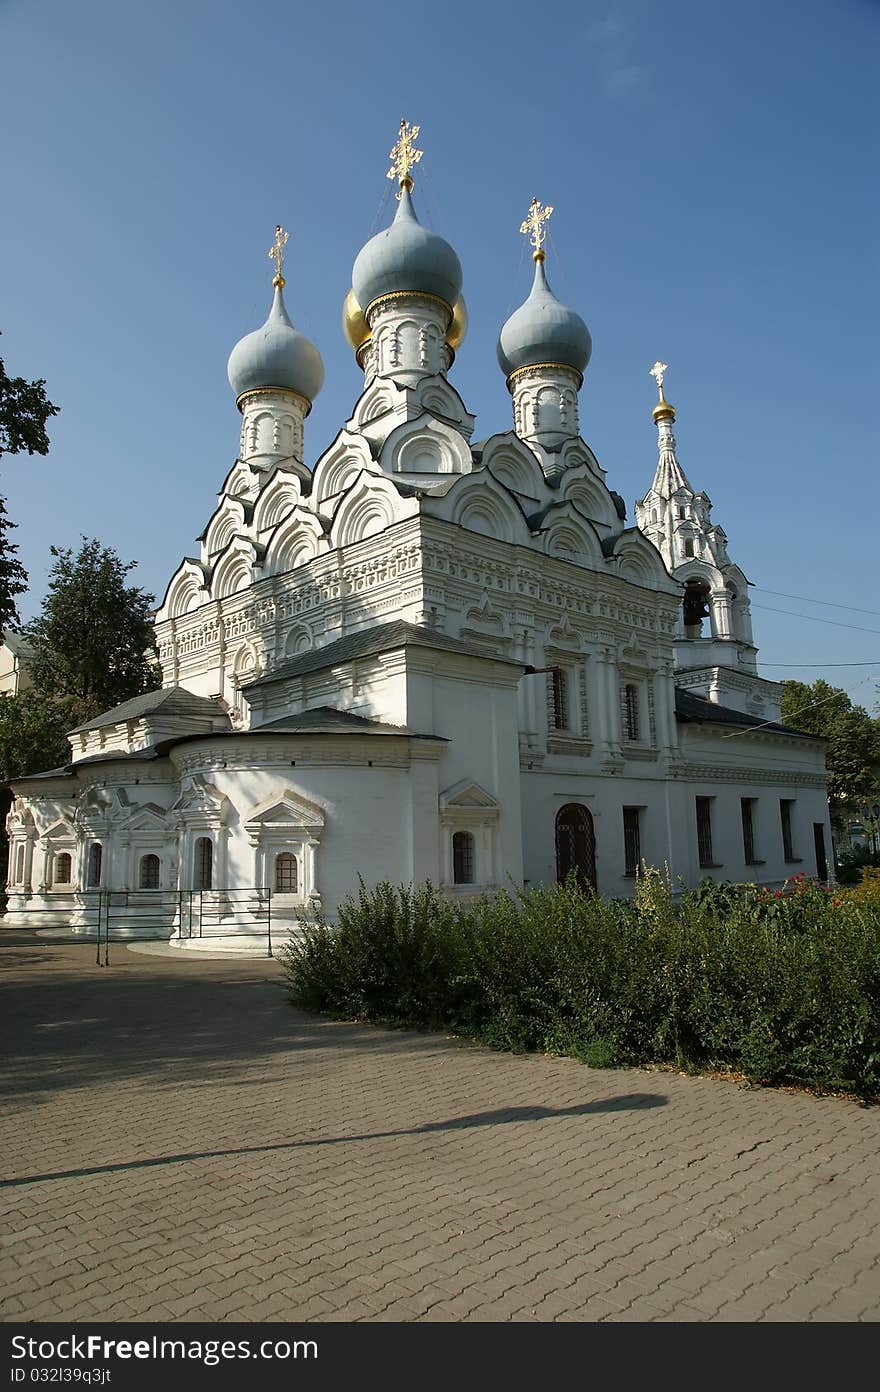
[505,361,584,391]
[235,386,312,416]
[364,289,454,322]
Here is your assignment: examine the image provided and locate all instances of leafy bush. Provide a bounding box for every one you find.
[280,871,880,1100]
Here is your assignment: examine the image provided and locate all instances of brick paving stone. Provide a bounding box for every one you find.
[2,931,880,1324]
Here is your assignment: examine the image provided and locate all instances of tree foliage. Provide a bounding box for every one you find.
[0,496,28,638]
[23,538,160,715]
[0,691,76,784]
[0,337,60,460]
[781,679,880,811]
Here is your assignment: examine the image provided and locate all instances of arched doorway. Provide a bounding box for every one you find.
[555,803,597,892]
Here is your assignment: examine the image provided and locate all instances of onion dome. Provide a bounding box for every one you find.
[497,255,592,382]
[352,185,463,319]
[649,360,676,422]
[227,283,324,406]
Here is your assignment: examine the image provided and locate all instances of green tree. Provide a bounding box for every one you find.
[24,538,160,716]
[0,690,75,784]
[781,679,880,814]
[0,336,60,460]
[0,497,28,637]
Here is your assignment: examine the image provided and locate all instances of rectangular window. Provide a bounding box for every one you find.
[623,807,641,877]
[623,684,640,741]
[741,798,757,865]
[780,799,796,861]
[551,669,569,730]
[684,538,694,557]
[696,797,714,868]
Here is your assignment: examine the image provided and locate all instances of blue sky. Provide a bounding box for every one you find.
[2,0,878,704]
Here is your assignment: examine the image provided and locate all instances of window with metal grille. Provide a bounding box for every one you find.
[623,807,641,876]
[194,837,213,890]
[741,798,757,864]
[14,844,25,883]
[623,684,640,741]
[695,797,714,868]
[452,831,475,885]
[780,799,796,861]
[551,669,569,730]
[139,854,160,889]
[275,853,298,893]
[87,843,102,888]
[54,852,72,885]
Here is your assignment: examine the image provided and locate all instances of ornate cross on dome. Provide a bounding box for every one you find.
[520,197,553,258]
[649,360,669,397]
[268,225,289,288]
[387,119,423,191]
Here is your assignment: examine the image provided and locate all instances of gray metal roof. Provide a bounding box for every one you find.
[70,686,227,734]
[242,621,523,691]
[674,688,822,740]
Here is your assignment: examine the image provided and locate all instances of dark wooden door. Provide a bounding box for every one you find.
[555,803,597,892]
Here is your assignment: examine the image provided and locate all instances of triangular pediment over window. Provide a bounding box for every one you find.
[439,780,501,812]
[244,788,325,832]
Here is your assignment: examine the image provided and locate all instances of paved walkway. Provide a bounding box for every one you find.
[1,931,878,1323]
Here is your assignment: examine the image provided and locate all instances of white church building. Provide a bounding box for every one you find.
[5,125,830,943]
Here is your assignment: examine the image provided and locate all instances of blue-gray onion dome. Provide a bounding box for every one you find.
[227,285,324,404]
[352,186,462,317]
[497,257,592,380]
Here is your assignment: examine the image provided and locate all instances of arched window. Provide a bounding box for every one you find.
[54,852,72,886]
[139,854,161,889]
[650,508,658,524]
[452,831,475,885]
[555,804,597,893]
[14,844,25,883]
[87,843,102,888]
[194,837,213,891]
[274,852,298,894]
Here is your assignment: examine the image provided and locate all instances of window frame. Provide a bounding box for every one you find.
[780,799,797,863]
[452,830,476,886]
[622,806,641,878]
[695,796,715,869]
[193,836,213,891]
[274,852,299,896]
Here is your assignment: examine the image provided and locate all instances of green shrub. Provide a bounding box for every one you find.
[279,871,880,1100]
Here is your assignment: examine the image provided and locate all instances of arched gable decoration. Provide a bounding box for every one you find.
[606,529,677,591]
[535,501,605,568]
[158,559,210,622]
[252,466,303,535]
[480,433,547,498]
[203,497,249,559]
[220,459,259,502]
[210,537,260,601]
[329,473,417,549]
[380,415,473,478]
[416,375,474,433]
[311,429,379,509]
[432,471,529,545]
[263,507,326,577]
[561,473,620,532]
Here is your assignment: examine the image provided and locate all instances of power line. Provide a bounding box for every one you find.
[754,586,880,619]
[720,672,877,740]
[759,661,880,668]
[751,603,880,636]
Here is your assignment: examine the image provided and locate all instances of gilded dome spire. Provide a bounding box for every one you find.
[650,360,676,423]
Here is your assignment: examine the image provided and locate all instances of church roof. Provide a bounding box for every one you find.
[69,686,227,734]
[251,708,442,738]
[674,689,822,740]
[242,621,524,691]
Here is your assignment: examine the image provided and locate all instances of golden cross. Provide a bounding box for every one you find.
[649,360,669,397]
[520,197,553,257]
[268,225,289,287]
[387,119,423,190]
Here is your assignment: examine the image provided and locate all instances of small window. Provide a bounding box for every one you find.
[14,844,25,883]
[684,538,694,558]
[54,852,72,886]
[275,852,298,894]
[551,669,569,730]
[780,799,796,862]
[678,506,686,519]
[452,831,475,885]
[87,843,103,888]
[650,508,658,524]
[623,807,641,877]
[139,854,161,889]
[741,798,758,865]
[695,798,714,869]
[194,837,213,891]
[624,683,640,741]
